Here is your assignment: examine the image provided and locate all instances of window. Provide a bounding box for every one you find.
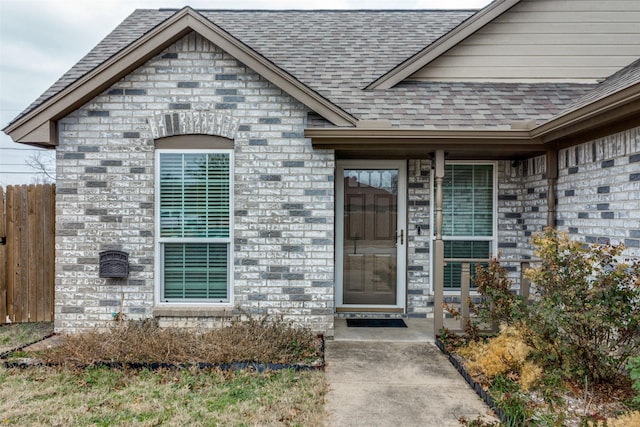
[156,150,232,303]
[441,164,495,289]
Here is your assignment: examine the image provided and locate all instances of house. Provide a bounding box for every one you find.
[4,0,640,336]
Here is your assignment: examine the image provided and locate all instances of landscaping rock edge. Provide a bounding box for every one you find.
[0,333,55,360]
[435,336,508,424]
[3,359,325,372]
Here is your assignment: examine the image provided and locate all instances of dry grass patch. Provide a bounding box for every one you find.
[34,317,322,367]
[1,318,327,426]
[0,365,327,426]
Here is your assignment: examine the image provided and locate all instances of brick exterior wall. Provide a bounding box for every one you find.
[52,31,640,333]
[498,157,549,260]
[55,32,335,334]
[557,127,640,257]
[494,126,640,276]
[407,159,433,318]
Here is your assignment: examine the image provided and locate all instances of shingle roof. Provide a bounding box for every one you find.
[22,9,169,119]
[202,10,474,92]
[18,9,474,123]
[321,81,594,128]
[557,58,640,117]
[12,8,603,129]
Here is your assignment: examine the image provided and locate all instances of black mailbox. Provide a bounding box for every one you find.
[99,250,129,278]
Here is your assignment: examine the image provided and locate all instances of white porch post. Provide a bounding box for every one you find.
[433,150,445,333]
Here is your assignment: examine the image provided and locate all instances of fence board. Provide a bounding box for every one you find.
[1,184,55,323]
[28,184,37,322]
[43,184,55,321]
[7,186,16,322]
[18,186,28,322]
[0,187,6,323]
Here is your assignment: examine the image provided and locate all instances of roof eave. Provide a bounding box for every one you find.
[305,80,640,159]
[532,82,640,147]
[305,127,543,159]
[367,0,521,90]
[3,7,356,146]
[3,8,195,146]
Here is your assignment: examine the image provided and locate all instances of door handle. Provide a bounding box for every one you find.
[395,229,404,246]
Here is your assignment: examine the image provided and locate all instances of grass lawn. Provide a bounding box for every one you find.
[0,322,53,354]
[0,320,327,426]
[0,365,327,426]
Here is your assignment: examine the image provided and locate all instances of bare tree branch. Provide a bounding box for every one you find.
[25,151,56,184]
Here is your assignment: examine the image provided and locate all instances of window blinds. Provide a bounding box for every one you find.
[159,153,230,238]
[159,152,231,301]
[442,164,494,289]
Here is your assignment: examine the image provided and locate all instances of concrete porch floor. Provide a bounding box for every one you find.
[332,317,436,342]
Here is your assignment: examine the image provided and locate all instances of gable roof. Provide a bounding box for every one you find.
[15,9,475,121]
[10,8,399,145]
[5,8,476,146]
[367,0,520,90]
[4,4,640,153]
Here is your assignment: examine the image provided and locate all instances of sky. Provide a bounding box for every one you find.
[0,0,492,186]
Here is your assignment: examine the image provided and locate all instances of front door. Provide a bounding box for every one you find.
[336,161,406,310]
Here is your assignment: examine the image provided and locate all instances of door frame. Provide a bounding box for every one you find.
[335,160,407,311]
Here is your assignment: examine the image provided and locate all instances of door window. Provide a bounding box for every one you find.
[343,169,399,305]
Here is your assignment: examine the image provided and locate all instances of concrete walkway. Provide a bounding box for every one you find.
[324,321,497,426]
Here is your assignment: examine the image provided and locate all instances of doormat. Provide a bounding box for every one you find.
[346,319,407,328]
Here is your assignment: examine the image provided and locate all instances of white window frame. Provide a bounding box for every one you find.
[154,148,234,306]
[430,161,498,294]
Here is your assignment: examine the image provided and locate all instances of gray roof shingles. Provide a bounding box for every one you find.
[324,81,594,128]
[21,10,169,119]
[12,9,610,129]
[557,58,640,117]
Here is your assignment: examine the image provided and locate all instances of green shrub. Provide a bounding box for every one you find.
[474,257,529,327]
[473,228,640,385]
[629,355,640,407]
[526,229,640,384]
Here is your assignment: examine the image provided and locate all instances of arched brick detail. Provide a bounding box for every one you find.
[148,110,240,140]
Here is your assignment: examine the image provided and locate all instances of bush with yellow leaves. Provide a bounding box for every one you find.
[458,325,541,391]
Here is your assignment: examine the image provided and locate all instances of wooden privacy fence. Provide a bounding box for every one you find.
[0,184,55,324]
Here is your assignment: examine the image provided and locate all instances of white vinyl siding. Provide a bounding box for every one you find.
[441,164,496,289]
[410,0,640,82]
[156,150,232,303]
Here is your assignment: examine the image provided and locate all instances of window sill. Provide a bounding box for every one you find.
[153,307,235,318]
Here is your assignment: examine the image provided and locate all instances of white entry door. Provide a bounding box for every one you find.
[336,161,407,310]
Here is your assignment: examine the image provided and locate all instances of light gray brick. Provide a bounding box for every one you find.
[55,32,334,334]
